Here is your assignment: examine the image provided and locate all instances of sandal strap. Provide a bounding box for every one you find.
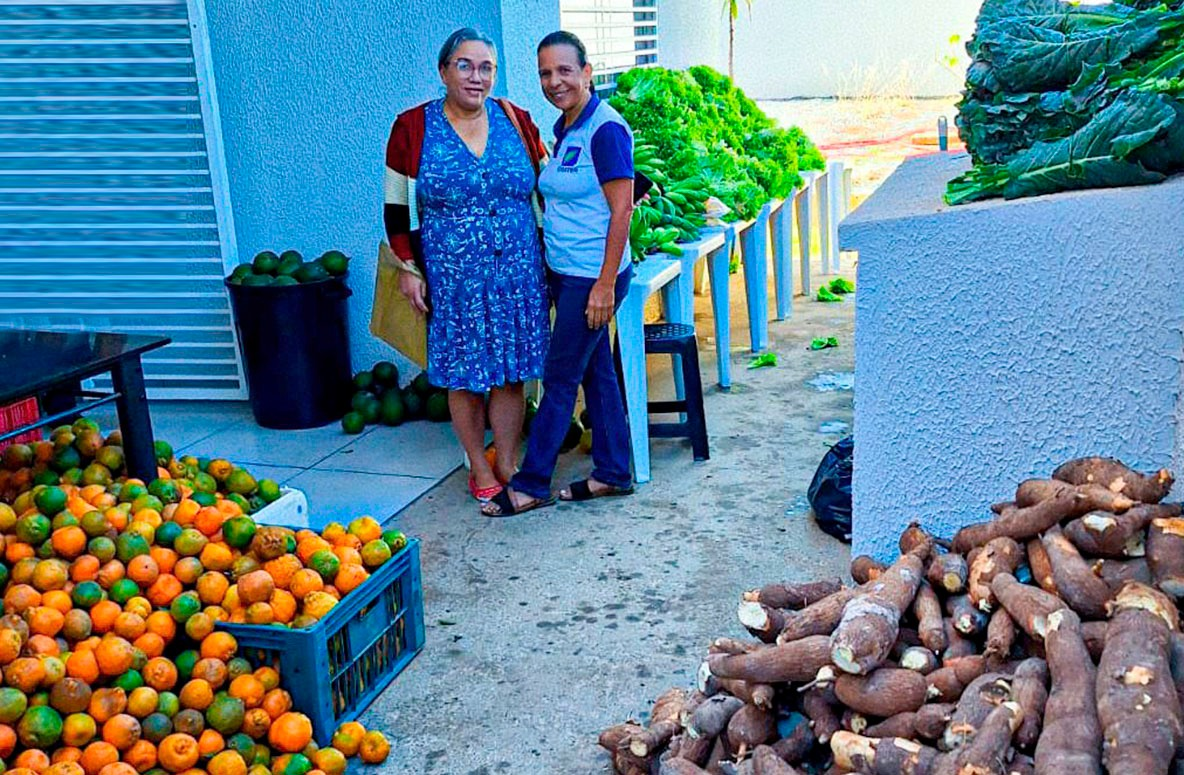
[484,488,518,517]
[565,480,595,501]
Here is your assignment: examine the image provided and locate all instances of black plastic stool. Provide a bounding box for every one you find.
[643,323,709,461]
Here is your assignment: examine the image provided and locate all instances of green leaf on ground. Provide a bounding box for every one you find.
[809,337,840,350]
[747,353,778,369]
[828,277,855,294]
[817,286,843,302]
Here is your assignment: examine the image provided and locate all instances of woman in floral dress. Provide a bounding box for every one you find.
[384,28,550,502]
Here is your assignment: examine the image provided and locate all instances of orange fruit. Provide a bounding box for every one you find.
[178,679,213,711]
[5,584,42,614]
[228,675,265,710]
[97,762,137,775]
[243,603,273,625]
[66,649,101,683]
[197,728,224,757]
[89,601,121,634]
[183,612,214,641]
[101,713,141,751]
[200,632,237,662]
[196,573,229,606]
[112,612,147,641]
[0,627,21,664]
[194,507,226,537]
[95,636,135,676]
[42,589,73,614]
[88,688,128,725]
[346,517,382,544]
[253,667,280,692]
[258,689,290,721]
[142,657,178,692]
[145,575,182,608]
[199,543,234,572]
[268,590,296,624]
[123,597,152,619]
[132,631,165,659]
[287,570,323,601]
[4,656,46,692]
[239,708,271,740]
[267,712,312,754]
[27,632,60,656]
[262,555,301,591]
[207,750,246,775]
[126,687,158,718]
[71,555,101,583]
[81,742,120,775]
[331,545,361,565]
[0,721,17,757]
[148,546,177,575]
[329,722,364,757]
[95,560,125,590]
[50,755,85,772]
[157,733,200,773]
[144,611,177,642]
[332,565,368,595]
[357,730,390,764]
[191,658,227,689]
[15,748,53,772]
[6,541,35,565]
[61,713,98,747]
[125,556,159,588]
[122,738,156,772]
[28,605,66,637]
[52,526,88,559]
[236,572,273,606]
[172,499,200,525]
[311,747,346,775]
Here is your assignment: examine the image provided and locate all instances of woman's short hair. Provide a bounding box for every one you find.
[537,30,588,68]
[437,27,498,70]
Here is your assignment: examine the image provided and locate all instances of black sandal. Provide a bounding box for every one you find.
[560,479,635,502]
[481,488,556,518]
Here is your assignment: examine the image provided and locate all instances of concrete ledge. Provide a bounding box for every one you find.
[840,153,1184,559]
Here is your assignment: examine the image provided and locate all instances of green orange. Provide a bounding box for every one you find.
[222,517,257,550]
[307,551,339,582]
[17,704,62,748]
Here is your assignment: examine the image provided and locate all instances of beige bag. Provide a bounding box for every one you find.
[370,241,427,368]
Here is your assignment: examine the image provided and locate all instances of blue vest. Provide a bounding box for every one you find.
[539,100,632,279]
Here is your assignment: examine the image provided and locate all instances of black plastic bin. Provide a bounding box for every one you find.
[226,275,353,429]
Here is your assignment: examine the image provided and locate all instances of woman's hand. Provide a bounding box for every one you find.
[399,270,429,315]
[586,279,614,329]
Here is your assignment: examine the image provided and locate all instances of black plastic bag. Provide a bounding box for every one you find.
[807,435,853,542]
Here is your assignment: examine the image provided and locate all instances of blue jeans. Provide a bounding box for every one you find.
[512,267,634,499]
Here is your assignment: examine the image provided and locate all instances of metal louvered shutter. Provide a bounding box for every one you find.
[0,0,246,400]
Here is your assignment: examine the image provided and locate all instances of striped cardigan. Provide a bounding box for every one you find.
[383,99,548,276]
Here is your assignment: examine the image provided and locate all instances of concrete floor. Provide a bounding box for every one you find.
[361,257,855,773]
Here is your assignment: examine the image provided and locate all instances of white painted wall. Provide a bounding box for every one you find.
[660,0,982,98]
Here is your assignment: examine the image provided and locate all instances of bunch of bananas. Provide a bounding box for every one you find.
[629,143,709,263]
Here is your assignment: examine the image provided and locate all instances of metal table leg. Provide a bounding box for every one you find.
[110,355,157,481]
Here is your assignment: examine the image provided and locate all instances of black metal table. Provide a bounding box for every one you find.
[0,330,170,481]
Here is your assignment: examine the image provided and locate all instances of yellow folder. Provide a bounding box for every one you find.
[370,241,427,368]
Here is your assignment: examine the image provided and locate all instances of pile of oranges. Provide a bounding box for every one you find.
[0,425,401,775]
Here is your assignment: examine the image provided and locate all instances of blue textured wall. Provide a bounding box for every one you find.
[841,153,1184,561]
[204,3,516,374]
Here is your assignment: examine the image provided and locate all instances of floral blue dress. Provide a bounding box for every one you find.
[417,99,549,393]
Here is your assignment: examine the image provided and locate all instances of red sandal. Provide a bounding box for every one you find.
[468,475,503,503]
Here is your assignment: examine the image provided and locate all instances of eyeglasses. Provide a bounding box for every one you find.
[451,58,496,80]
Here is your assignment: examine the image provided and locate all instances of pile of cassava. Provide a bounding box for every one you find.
[600,456,1184,775]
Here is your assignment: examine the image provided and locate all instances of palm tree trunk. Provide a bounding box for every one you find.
[728,16,735,79]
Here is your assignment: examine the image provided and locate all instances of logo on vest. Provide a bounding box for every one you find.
[559,146,582,171]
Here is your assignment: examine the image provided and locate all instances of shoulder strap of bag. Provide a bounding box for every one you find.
[498,98,540,177]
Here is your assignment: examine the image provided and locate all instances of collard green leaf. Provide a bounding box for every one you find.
[979,15,1166,91]
[1000,90,1173,199]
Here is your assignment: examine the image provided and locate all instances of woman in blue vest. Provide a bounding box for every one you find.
[484,31,635,516]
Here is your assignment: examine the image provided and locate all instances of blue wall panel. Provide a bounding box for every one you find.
[204,2,508,373]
